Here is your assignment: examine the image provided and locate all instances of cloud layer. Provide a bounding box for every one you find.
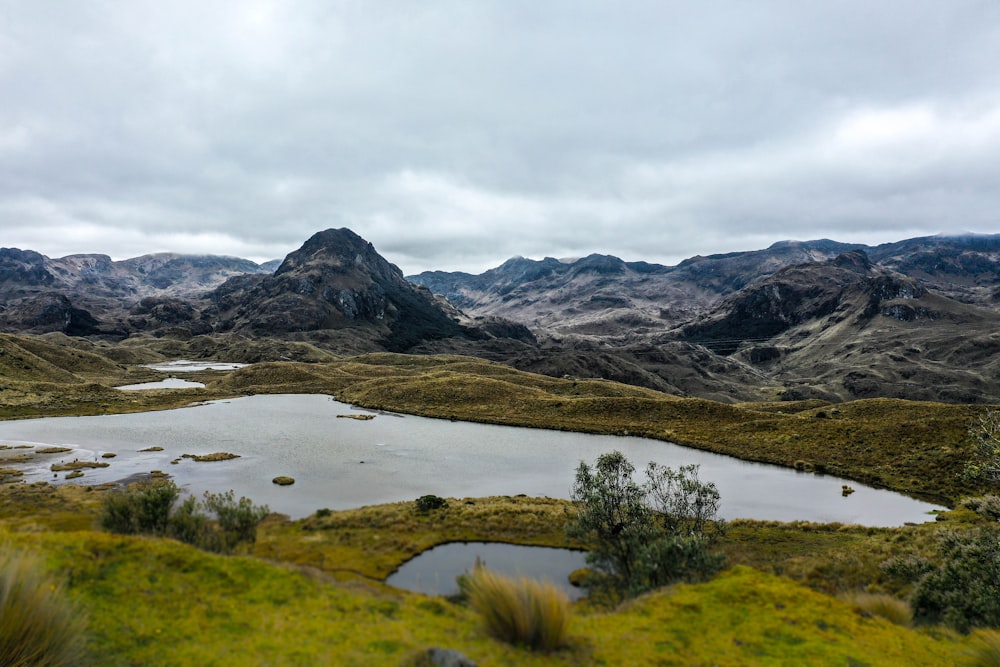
[2,1,998,273]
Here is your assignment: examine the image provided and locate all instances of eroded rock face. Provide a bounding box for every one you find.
[0,293,103,335]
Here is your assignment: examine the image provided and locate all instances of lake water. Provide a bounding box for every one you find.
[116,378,206,390]
[142,360,248,372]
[0,394,943,524]
[386,542,588,600]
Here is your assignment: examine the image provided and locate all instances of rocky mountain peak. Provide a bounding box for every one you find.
[274,228,400,282]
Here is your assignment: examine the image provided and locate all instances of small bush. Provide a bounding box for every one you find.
[167,496,211,547]
[843,592,913,627]
[0,549,86,667]
[964,495,1000,521]
[202,490,270,553]
[909,527,1000,633]
[462,566,570,652]
[99,483,267,554]
[415,495,448,512]
[100,480,179,535]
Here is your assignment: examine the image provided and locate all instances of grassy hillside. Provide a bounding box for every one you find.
[0,483,976,666]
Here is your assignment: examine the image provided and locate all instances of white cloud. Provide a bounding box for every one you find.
[1,1,1000,274]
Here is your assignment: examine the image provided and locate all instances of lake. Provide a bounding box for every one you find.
[0,394,943,524]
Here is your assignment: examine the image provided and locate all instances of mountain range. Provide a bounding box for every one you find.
[2,229,999,404]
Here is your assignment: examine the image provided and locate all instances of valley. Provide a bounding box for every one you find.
[2,230,1000,664]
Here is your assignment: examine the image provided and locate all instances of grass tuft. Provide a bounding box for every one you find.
[462,566,570,652]
[0,549,86,667]
[843,591,913,626]
[967,631,1000,667]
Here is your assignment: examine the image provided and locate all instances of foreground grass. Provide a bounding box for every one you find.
[0,528,969,666]
[0,482,991,664]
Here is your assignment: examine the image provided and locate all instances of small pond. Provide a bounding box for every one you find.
[386,542,588,600]
[141,360,248,372]
[0,394,944,524]
[116,378,206,390]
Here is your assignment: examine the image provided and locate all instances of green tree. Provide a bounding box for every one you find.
[567,451,726,599]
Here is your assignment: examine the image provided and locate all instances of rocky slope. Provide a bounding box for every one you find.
[3,231,1000,403]
[411,234,1000,403]
[0,248,270,335]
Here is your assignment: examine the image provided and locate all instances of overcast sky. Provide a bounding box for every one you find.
[2,1,999,274]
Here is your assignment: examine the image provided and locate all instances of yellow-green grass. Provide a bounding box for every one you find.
[842,592,913,627]
[463,566,571,651]
[0,547,86,666]
[0,529,971,666]
[967,630,1000,667]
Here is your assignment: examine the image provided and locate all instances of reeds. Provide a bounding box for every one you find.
[0,549,86,667]
[462,566,570,651]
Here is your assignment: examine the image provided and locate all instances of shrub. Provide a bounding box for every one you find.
[964,495,1000,521]
[167,496,211,547]
[963,409,1000,484]
[0,549,86,667]
[843,592,913,627]
[567,450,726,598]
[909,527,1000,633]
[461,566,570,651]
[100,480,179,535]
[201,490,270,553]
[99,483,268,554]
[415,495,448,512]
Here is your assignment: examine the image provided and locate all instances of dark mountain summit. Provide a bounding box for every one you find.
[206,228,470,351]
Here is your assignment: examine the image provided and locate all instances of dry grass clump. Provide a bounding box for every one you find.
[50,461,109,472]
[181,452,240,462]
[462,566,571,652]
[843,592,913,627]
[0,549,86,666]
[968,631,1000,667]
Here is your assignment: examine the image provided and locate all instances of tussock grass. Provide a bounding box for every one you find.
[0,548,86,667]
[968,631,1000,667]
[462,566,571,651]
[843,592,913,626]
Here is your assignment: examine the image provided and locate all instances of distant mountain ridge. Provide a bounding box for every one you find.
[3,230,1000,403]
[408,235,1000,338]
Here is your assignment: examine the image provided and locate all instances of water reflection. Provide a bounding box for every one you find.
[0,394,944,524]
[386,542,588,600]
